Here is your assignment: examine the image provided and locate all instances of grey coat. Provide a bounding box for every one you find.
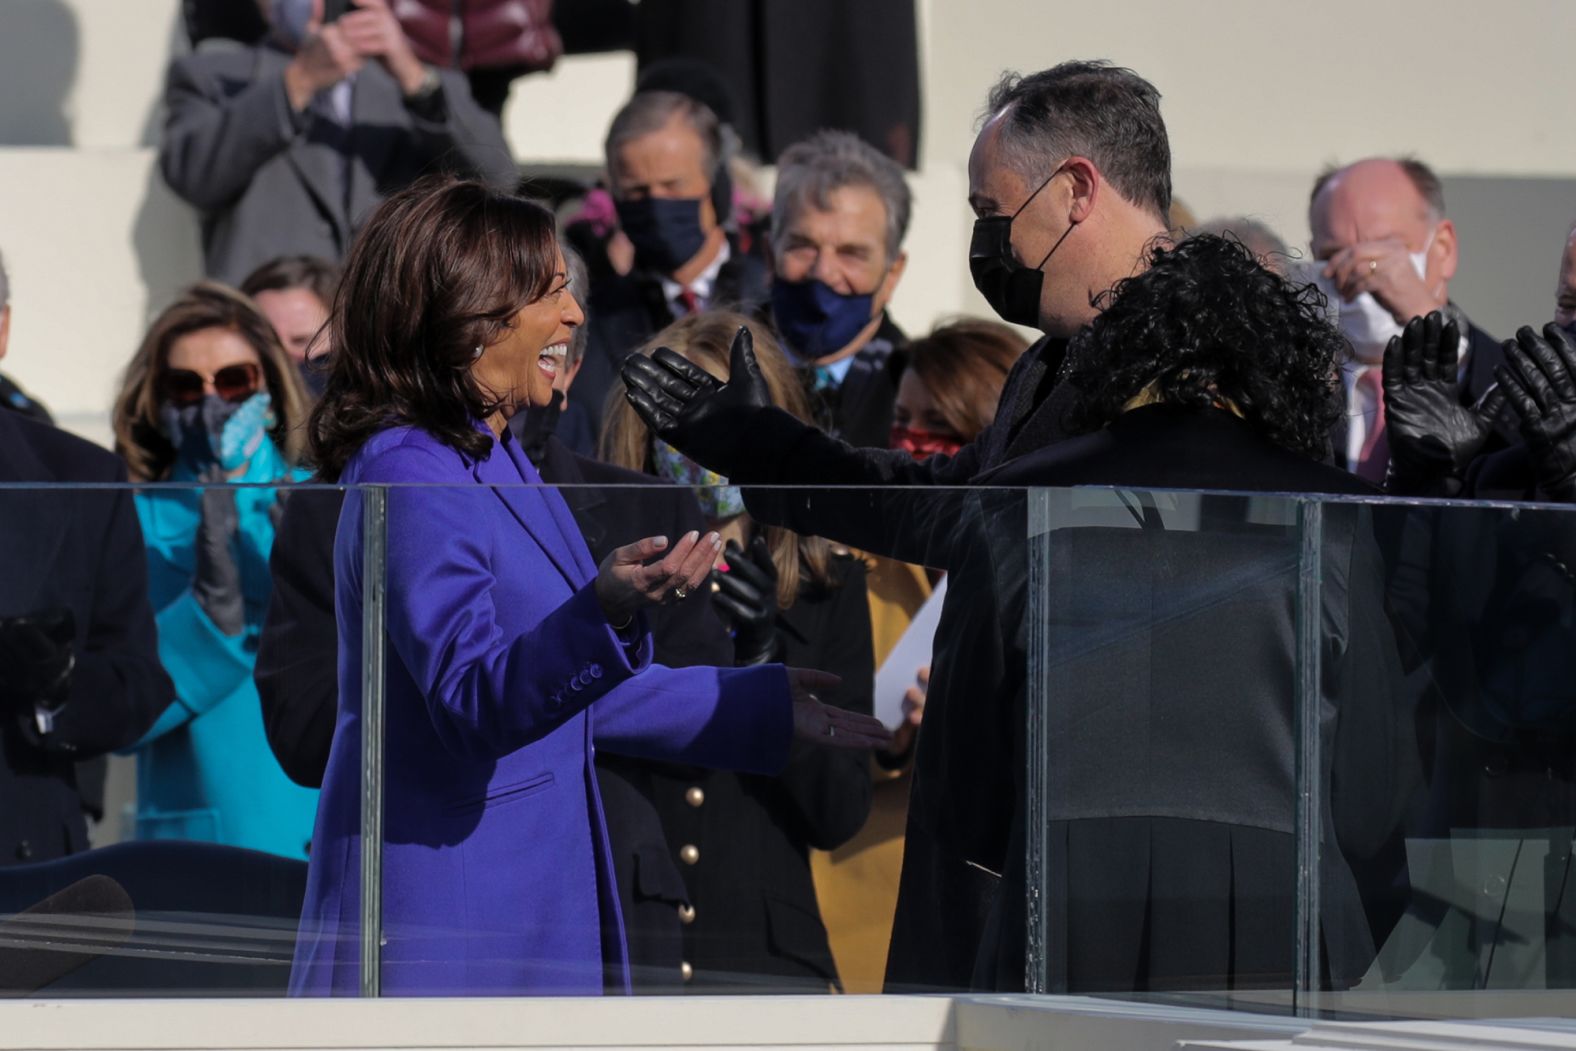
[159,43,517,285]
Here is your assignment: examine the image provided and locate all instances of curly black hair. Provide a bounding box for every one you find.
[1060,233,1344,460]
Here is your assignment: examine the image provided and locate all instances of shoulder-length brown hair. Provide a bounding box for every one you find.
[599,311,836,608]
[112,281,309,482]
[309,176,559,480]
[903,317,1029,443]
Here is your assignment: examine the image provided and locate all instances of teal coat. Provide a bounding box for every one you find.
[128,438,317,859]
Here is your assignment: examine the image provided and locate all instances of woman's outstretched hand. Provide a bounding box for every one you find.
[596,531,722,624]
[787,669,893,750]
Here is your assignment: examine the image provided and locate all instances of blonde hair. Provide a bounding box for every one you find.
[599,310,836,608]
[113,281,310,481]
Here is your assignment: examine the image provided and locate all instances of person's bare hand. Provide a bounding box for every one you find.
[595,531,721,624]
[787,669,892,750]
[1323,239,1436,325]
[338,0,427,95]
[883,665,928,759]
[283,22,362,111]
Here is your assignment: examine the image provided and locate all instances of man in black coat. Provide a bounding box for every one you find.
[623,62,1182,990]
[768,130,913,449]
[567,88,770,436]
[0,410,173,866]
[1307,157,1504,482]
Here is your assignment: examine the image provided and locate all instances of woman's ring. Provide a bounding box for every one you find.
[1368,259,1378,275]
[671,585,689,601]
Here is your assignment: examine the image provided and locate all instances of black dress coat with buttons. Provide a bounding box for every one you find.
[645,553,875,992]
[254,432,728,989]
[0,410,173,865]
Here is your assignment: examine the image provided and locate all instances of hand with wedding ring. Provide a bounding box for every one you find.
[1321,237,1438,325]
[594,530,722,626]
[787,669,892,750]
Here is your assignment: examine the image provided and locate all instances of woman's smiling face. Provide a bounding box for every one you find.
[472,248,585,418]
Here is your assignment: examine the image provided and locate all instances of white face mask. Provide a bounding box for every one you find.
[1316,230,1435,365]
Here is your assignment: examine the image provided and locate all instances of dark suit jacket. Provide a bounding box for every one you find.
[568,229,772,437]
[804,315,908,451]
[0,411,172,866]
[255,434,726,988]
[159,42,517,284]
[645,555,874,991]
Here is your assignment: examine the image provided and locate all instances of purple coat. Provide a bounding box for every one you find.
[288,424,791,996]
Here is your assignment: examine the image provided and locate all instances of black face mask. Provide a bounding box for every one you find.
[969,166,1076,328]
[614,195,709,275]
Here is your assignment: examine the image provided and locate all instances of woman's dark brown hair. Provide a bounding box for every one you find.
[112,281,309,482]
[599,311,837,609]
[309,176,559,480]
[903,317,1029,442]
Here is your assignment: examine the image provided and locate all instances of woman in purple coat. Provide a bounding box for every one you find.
[289,176,888,997]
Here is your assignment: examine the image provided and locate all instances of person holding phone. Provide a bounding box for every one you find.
[159,0,517,285]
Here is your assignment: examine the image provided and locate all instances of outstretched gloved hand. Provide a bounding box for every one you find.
[1497,324,1576,503]
[1381,311,1509,495]
[621,325,771,479]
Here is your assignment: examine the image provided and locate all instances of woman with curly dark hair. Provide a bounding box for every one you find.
[979,235,1414,994]
[990,233,1354,485]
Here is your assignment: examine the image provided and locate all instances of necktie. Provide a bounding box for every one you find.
[1354,368,1389,483]
[677,289,701,315]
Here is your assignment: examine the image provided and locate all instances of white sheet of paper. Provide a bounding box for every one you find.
[872,577,947,729]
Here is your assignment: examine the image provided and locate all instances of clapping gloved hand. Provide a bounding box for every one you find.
[1382,311,1511,496]
[1497,324,1576,504]
[0,607,77,744]
[711,536,782,666]
[621,326,771,480]
[195,466,245,637]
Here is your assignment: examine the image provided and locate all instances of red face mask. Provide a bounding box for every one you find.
[890,424,963,462]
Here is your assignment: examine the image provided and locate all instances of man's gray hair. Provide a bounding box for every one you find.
[981,61,1172,223]
[1310,156,1447,222]
[0,248,9,312]
[604,90,722,181]
[771,130,912,260]
[560,240,590,371]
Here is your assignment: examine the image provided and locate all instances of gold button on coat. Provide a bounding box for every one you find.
[677,903,696,925]
[685,786,705,807]
[680,961,694,982]
[680,844,700,865]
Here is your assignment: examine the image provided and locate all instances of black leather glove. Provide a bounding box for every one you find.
[0,607,76,714]
[1497,323,1576,503]
[620,325,770,478]
[1382,311,1510,495]
[710,536,782,665]
[195,467,245,637]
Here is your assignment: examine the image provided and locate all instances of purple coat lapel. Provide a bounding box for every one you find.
[471,431,597,586]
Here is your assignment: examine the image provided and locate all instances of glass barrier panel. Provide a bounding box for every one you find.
[1319,497,1576,1021]
[0,480,334,997]
[1026,487,1316,1009]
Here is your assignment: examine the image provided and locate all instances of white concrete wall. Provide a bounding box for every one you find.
[3,0,1574,445]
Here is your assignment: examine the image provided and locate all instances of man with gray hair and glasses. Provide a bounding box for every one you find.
[0,250,52,424]
[769,129,912,448]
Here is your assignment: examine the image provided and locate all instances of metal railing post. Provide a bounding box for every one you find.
[359,485,388,998]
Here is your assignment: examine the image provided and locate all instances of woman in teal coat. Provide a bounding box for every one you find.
[112,282,318,859]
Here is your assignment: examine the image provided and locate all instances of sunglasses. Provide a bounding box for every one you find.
[161,363,263,406]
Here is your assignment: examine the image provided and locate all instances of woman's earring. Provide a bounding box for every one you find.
[473,345,485,361]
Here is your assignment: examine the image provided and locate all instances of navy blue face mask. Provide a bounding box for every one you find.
[771,278,878,363]
[614,196,709,275]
